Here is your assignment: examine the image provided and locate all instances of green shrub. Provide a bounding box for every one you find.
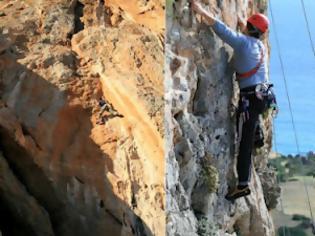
[278,226,307,236]
[306,171,315,177]
[200,165,219,193]
[197,216,217,236]
[287,177,299,182]
[268,153,315,181]
[292,214,310,222]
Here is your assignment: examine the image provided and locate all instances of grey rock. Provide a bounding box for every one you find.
[166,0,277,235]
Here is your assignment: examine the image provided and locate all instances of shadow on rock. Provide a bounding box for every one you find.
[0,46,151,236]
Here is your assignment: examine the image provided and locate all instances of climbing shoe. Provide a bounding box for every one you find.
[225,185,251,201]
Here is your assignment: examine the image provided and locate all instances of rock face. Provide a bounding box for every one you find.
[0,0,280,235]
[166,0,279,235]
[0,151,54,236]
[0,0,164,235]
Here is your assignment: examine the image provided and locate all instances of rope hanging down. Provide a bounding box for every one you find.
[269,0,301,154]
[269,0,315,226]
[296,1,315,226]
[304,171,315,224]
[272,124,290,236]
[300,0,315,58]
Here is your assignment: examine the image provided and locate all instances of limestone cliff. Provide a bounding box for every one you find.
[0,0,281,235]
[0,0,164,235]
[166,0,280,235]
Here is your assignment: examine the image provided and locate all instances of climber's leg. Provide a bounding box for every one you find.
[226,94,263,201]
[237,106,259,186]
[225,115,256,200]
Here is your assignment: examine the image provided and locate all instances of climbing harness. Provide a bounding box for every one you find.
[234,40,279,119]
[240,83,278,114]
[238,83,277,149]
[256,83,278,115]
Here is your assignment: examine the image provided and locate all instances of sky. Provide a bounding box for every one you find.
[269,0,315,155]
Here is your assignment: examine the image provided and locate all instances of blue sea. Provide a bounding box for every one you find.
[269,0,315,155]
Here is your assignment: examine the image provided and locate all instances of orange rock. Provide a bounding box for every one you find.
[0,0,165,235]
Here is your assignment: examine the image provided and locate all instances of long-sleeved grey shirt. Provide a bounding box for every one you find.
[212,20,267,89]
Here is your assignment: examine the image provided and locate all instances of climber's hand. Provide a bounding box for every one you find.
[191,0,205,15]
[237,15,246,32]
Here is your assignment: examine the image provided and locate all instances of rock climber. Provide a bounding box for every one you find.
[192,0,274,200]
[97,97,123,125]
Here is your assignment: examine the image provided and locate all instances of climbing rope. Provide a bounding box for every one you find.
[272,124,289,236]
[269,0,315,228]
[273,126,313,236]
[304,172,315,224]
[300,0,315,58]
[301,160,315,235]
[277,177,290,236]
[269,0,301,154]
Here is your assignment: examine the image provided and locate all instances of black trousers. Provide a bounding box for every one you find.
[237,88,266,185]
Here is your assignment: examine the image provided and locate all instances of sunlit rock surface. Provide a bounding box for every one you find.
[0,0,165,235]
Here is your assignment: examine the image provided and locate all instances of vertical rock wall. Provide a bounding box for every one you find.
[166,0,278,235]
[0,0,164,235]
[0,0,280,235]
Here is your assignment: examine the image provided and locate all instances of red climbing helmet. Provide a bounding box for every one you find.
[247,13,269,33]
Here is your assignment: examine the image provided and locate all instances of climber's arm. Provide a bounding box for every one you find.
[192,0,245,49]
[212,20,246,49]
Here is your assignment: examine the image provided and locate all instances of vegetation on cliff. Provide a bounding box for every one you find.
[269,152,315,182]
